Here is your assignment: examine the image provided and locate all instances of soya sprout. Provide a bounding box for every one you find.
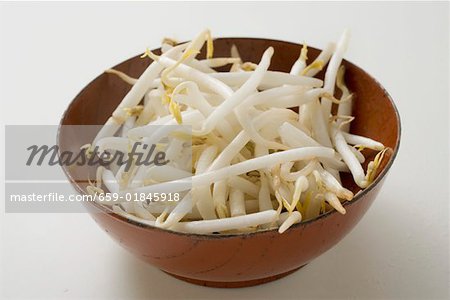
[310,99,333,147]
[316,166,353,200]
[342,132,385,151]
[123,147,335,197]
[240,62,258,71]
[162,37,178,47]
[213,180,229,218]
[184,29,214,61]
[278,211,302,233]
[324,192,346,214]
[133,202,156,221]
[365,148,389,184]
[230,44,243,72]
[185,58,217,74]
[349,145,366,163]
[207,109,294,171]
[171,81,236,140]
[170,210,279,234]
[302,42,335,77]
[105,68,138,85]
[301,60,324,76]
[95,166,104,189]
[235,86,311,150]
[229,188,246,217]
[336,65,353,132]
[194,47,275,136]
[291,176,309,212]
[289,43,308,75]
[113,205,156,226]
[90,29,387,234]
[193,145,218,220]
[102,169,120,194]
[280,160,317,181]
[156,192,194,228]
[146,53,233,99]
[228,176,259,197]
[209,71,323,89]
[200,57,241,68]
[258,173,273,211]
[331,126,368,188]
[321,29,350,119]
[92,44,187,147]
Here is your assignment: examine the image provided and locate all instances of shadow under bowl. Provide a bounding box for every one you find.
[58,38,401,288]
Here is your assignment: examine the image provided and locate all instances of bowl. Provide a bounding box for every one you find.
[58,38,401,288]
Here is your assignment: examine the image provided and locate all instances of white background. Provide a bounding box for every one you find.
[1,2,449,299]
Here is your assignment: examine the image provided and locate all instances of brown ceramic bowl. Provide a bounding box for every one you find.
[58,38,401,288]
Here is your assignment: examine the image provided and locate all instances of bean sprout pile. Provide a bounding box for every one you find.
[86,29,387,234]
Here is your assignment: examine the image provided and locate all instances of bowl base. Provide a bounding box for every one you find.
[164,265,305,288]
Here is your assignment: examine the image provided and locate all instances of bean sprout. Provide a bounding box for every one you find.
[88,29,388,234]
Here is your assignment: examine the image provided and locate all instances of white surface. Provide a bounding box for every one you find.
[1,2,449,299]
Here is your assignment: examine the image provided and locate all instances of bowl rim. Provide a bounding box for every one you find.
[57,37,401,239]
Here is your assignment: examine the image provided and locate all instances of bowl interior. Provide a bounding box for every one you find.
[59,37,400,224]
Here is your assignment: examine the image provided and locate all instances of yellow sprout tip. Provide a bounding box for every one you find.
[161,93,171,105]
[301,60,324,76]
[123,105,144,117]
[300,43,308,61]
[162,37,178,46]
[182,49,200,60]
[366,148,389,183]
[169,100,183,124]
[141,48,160,61]
[206,31,214,59]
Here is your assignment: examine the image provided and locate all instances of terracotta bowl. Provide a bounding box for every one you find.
[58,38,401,288]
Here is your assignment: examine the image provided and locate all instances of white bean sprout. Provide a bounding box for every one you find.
[88,29,387,234]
